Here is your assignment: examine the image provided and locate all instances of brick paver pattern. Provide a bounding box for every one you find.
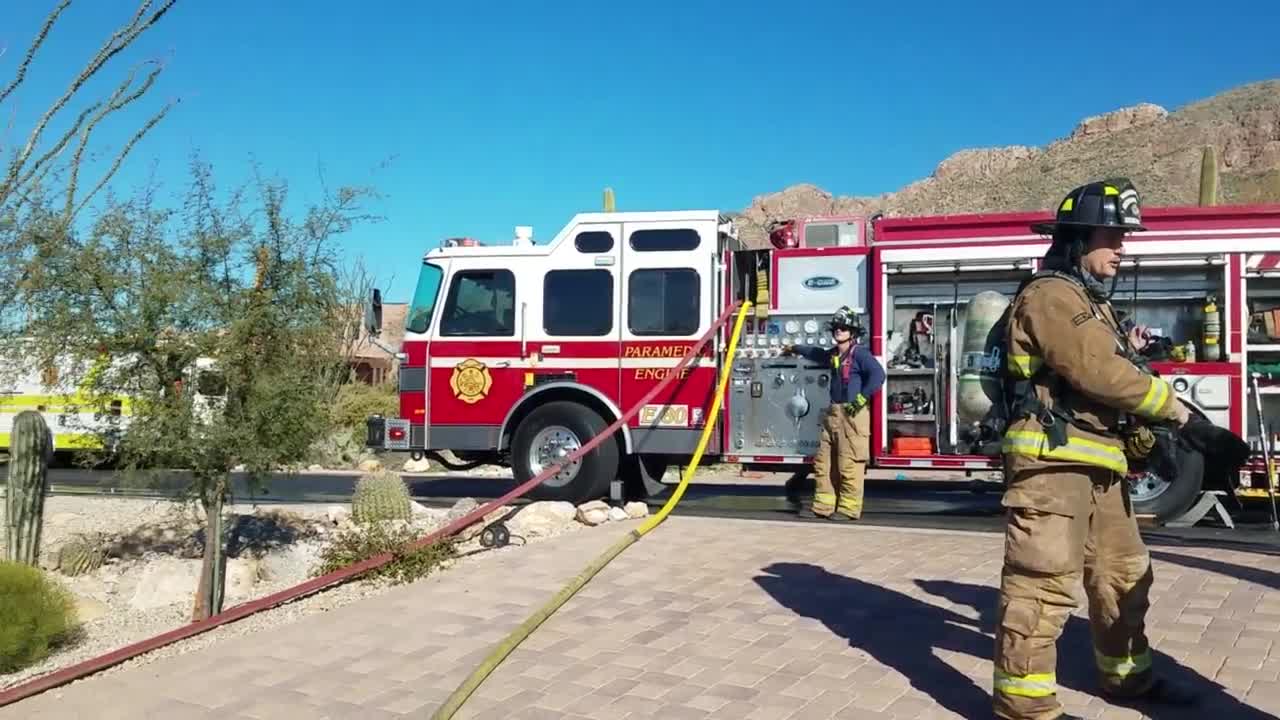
[5,516,1280,719]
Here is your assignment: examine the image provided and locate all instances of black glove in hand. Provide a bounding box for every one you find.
[1179,416,1252,471]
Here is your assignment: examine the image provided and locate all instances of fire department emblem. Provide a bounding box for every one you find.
[450,358,492,404]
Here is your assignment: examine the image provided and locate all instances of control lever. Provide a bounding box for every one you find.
[786,386,810,432]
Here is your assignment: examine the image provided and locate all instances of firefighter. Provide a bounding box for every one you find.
[992,178,1199,720]
[780,306,885,520]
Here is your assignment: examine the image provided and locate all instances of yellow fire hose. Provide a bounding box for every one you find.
[429,300,753,720]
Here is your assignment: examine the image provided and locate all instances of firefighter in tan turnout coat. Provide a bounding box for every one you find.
[992,179,1200,720]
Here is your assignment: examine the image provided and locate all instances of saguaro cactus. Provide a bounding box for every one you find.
[1199,145,1219,207]
[4,411,53,565]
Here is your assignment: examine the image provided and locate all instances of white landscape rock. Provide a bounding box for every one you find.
[73,595,109,623]
[624,502,649,519]
[575,500,611,526]
[325,506,350,526]
[607,506,629,523]
[508,501,578,539]
[127,557,201,611]
[402,457,432,473]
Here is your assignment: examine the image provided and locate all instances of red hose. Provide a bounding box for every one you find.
[0,300,746,708]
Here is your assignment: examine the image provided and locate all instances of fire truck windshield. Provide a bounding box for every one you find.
[406,262,443,334]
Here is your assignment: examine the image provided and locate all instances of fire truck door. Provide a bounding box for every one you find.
[531,222,624,409]
[428,264,526,447]
[619,220,717,455]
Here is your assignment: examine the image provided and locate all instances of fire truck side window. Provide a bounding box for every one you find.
[628,268,699,336]
[439,269,516,337]
[574,231,613,253]
[544,270,613,336]
[629,228,700,252]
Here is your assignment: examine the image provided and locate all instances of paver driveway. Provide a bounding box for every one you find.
[5,515,1280,719]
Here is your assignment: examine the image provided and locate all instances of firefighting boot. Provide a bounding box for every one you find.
[1103,676,1201,708]
[796,500,827,520]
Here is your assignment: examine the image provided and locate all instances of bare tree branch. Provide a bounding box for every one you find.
[0,0,178,208]
[0,0,72,108]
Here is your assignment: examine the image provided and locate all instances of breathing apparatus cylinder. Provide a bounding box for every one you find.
[957,290,1011,433]
[1203,295,1221,361]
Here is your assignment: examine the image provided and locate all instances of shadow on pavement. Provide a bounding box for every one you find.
[754,563,1278,720]
[1150,549,1280,590]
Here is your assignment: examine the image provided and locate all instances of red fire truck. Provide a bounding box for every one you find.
[364,203,1280,525]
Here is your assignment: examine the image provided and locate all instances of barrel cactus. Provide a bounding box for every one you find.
[57,534,107,577]
[351,470,413,525]
[4,411,53,566]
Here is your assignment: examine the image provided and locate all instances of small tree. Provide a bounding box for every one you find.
[17,158,380,619]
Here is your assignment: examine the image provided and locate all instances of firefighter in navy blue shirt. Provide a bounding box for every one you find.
[781,306,885,520]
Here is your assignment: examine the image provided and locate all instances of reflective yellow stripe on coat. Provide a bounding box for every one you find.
[1095,649,1152,678]
[1007,353,1042,379]
[993,669,1056,698]
[1134,376,1173,420]
[1002,430,1128,474]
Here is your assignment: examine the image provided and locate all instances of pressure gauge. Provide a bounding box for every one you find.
[804,319,819,333]
[784,320,800,334]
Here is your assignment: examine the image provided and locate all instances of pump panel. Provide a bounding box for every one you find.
[729,313,839,457]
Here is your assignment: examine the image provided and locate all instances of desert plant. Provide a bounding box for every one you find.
[312,521,456,586]
[0,560,80,672]
[56,535,107,577]
[329,381,399,446]
[4,410,53,565]
[351,470,413,525]
[1199,145,1219,206]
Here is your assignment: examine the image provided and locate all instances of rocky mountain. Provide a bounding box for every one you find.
[733,79,1280,248]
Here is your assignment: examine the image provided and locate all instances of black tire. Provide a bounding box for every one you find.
[622,455,669,501]
[1129,441,1205,524]
[511,401,619,503]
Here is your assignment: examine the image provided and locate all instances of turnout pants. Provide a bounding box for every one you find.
[811,404,870,518]
[993,461,1156,720]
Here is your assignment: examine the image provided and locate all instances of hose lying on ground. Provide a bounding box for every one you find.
[429,300,754,720]
[0,300,750,709]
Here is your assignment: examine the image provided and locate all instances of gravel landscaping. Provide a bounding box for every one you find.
[0,492,647,691]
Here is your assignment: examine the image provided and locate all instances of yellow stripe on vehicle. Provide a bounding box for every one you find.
[0,394,133,413]
[1002,430,1128,474]
[0,432,107,451]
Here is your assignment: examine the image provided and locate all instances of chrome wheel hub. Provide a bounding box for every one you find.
[528,425,582,487]
[1128,470,1171,504]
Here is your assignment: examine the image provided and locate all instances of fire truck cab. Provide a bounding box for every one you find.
[366,211,738,502]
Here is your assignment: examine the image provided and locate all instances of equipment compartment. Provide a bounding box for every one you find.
[881,264,1031,457]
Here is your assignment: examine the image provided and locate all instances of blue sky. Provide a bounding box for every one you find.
[5,0,1278,301]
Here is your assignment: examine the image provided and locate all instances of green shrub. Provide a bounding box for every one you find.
[330,381,399,443]
[0,561,80,672]
[312,521,456,586]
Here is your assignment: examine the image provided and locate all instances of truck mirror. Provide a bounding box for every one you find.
[365,288,383,337]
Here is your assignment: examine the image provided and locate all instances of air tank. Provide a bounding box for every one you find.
[956,290,1011,430]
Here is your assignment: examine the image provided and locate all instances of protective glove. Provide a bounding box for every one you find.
[1123,425,1156,461]
[842,393,868,417]
[1179,415,1252,472]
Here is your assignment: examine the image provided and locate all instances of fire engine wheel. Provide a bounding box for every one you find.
[1128,442,1205,523]
[621,455,669,500]
[512,401,618,503]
